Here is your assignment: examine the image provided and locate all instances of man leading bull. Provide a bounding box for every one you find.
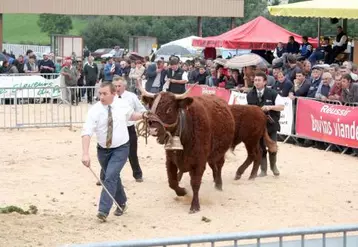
[246,71,284,177]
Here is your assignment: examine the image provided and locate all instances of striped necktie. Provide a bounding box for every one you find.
[106,105,113,148]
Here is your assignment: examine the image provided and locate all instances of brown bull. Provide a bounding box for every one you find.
[230,104,277,180]
[138,82,235,213]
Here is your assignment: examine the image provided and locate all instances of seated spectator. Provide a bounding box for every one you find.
[341,74,358,103]
[272,71,293,97]
[308,37,332,65]
[225,69,243,89]
[205,67,218,87]
[289,69,311,98]
[286,36,300,55]
[327,26,348,64]
[315,72,332,101]
[273,42,286,59]
[306,66,323,98]
[328,74,343,101]
[298,36,313,60]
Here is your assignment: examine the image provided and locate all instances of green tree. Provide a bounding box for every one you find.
[37,14,73,36]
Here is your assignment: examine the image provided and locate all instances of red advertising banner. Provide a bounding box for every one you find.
[296,98,358,148]
[185,84,231,102]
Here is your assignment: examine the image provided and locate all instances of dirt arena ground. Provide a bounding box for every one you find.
[1,128,358,247]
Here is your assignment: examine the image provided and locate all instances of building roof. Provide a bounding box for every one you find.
[0,0,244,17]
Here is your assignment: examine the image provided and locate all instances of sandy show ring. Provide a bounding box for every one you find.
[1,128,358,246]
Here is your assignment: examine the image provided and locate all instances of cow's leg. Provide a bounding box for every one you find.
[248,143,262,180]
[214,156,225,191]
[189,166,205,213]
[235,142,254,180]
[166,159,187,197]
[207,162,217,183]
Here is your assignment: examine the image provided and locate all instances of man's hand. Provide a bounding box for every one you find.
[82,154,91,167]
[262,106,271,112]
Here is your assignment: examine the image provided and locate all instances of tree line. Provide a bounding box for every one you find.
[38,0,358,51]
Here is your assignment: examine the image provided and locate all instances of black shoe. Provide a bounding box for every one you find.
[96,212,107,222]
[114,204,127,216]
[135,178,143,183]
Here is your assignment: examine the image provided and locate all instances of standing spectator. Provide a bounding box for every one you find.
[286,36,300,55]
[145,60,166,93]
[272,71,293,97]
[38,53,55,79]
[341,74,358,103]
[315,72,332,101]
[84,56,99,104]
[103,57,115,82]
[61,57,78,105]
[289,70,311,98]
[205,67,218,87]
[165,57,188,94]
[328,74,343,101]
[306,66,323,98]
[24,55,39,73]
[14,55,25,73]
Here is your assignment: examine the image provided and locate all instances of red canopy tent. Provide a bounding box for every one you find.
[192,16,318,50]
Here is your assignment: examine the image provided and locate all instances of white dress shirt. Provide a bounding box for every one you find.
[81,97,134,148]
[120,90,147,126]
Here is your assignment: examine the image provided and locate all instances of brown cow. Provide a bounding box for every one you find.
[137,82,235,213]
[230,104,277,180]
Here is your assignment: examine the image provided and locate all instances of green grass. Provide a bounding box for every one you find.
[3,14,87,45]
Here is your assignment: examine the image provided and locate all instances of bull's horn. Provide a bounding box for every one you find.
[174,82,198,100]
[136,78,155,98]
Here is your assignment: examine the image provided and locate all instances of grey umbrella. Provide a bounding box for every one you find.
[156,45,194,56]
[225,53,270,69]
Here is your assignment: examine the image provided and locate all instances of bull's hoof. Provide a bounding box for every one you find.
[189,208,200,214]
[248,176,256,180]
[175,187,187,197]
[215,183,223,191]
[234,174,241,180]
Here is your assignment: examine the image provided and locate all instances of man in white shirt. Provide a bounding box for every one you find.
[81,82,148,222]
[112,76,146,182]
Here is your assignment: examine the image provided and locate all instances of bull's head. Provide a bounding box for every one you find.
[136,80,194,145]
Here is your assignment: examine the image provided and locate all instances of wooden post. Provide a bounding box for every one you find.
[230,17,236,29]
[342,19,348,33]
[0,14,3,52]
[317,18,321,47]
[197,17,202,37]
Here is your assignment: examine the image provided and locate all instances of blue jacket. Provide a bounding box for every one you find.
[306,77,322,98]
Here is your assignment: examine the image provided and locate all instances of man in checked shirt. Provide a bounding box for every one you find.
[81,82,148,222]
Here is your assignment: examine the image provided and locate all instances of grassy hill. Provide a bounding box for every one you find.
[3,14,87,45]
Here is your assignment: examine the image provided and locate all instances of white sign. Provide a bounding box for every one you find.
[229,91,248,105]
[0,75,61,99]
[229,91,293,135]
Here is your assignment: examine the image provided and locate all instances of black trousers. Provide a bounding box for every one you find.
[100,125,143,180]
[260,130,278,158]
[86,80,96,103]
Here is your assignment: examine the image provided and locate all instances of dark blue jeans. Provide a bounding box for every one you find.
[97,142,129,215]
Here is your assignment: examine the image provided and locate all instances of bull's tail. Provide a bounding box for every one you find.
[263,128,278,153]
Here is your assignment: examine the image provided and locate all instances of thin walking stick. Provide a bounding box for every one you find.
[88,166,122,211]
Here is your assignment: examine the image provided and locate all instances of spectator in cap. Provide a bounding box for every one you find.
[38,53,55,79]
